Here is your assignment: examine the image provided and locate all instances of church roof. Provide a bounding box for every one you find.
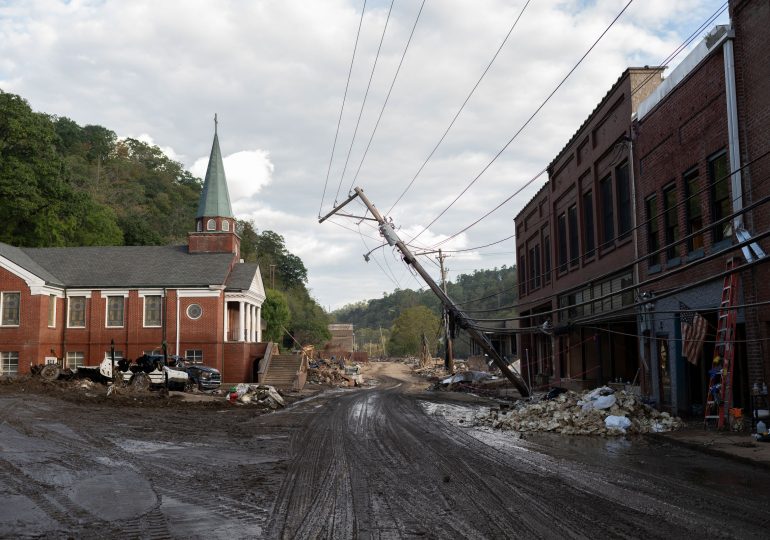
[197,126,233,219]
[0,243,255,288]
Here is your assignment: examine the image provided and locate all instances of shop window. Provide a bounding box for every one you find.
[710,152,731,244]
[616,162,631,239]
[557,213,568,273]
[568,205,579,268]
[663,184,679,262]
[583,190,595,259]
[646,195,660,267]
[684,168,704,252]
[599,175,615,247]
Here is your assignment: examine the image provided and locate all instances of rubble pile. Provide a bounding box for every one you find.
[476,386,684,436]
[307,360,364,387]
[228,384,285,409]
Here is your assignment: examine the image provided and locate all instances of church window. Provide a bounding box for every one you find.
[197,220,202,232]
[1,292,20,326]
[48,295,56,327]
[106,296,124,327]
[222,220,230,232]
[68,297,86,328]
[187,304,203,320]
[207,219,216,231]
[144,295,162,327]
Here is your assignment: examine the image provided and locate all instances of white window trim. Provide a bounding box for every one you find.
[138,289,165,298]
[143,295,163,328]
[65,351,85,369]
[222,220,230,231]
[48,294,56,328]
[0,291,21,327]
[0,351,20,375]
[105,296,125,328]
[207,218,216,231]
[67,296,87,329]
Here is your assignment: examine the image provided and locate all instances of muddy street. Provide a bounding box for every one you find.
[1,362,769,539]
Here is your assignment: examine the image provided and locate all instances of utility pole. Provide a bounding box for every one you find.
[437,249,454,373]
[320,187,530,396]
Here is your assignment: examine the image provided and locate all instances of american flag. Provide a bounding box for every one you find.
[680,302,707,365]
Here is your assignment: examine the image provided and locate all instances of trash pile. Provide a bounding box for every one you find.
[307,359,364,387]
[476,386,684,436]
[227,384,285,408]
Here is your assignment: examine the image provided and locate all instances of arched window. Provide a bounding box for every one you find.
[222,220,230,232]
[196,220,202,232]
[207,219,216,231]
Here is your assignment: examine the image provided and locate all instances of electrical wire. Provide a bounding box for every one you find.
[385,0,533,215]
[334,0,396,204]
[348,0,427,193]
[408,0,634,244]
[319,0,368,217]
[419,2,725,249]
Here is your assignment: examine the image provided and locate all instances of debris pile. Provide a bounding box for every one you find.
[476,386,684,436]
[227,384,285,408]
[307,359,364,387]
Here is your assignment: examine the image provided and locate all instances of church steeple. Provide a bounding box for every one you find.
[197,114,233,219]
[188,116,240,257]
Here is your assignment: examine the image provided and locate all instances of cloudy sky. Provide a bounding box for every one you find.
[0,0,728,310]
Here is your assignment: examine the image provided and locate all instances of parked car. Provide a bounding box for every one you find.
[166,356,222,391]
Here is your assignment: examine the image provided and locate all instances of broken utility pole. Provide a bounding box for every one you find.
[320,187,530,397]
[437,249,455,374]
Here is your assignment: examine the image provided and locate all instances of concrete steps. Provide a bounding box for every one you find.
[262,354,305,388]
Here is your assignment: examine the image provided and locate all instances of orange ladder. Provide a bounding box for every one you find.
[704,257,739,429]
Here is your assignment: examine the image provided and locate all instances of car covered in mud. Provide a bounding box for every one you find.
[165,356,221,391]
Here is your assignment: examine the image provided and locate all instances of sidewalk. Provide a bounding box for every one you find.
[652,426,770,469]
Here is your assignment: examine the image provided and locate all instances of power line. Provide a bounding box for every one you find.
[419,2,723,249]
[348,0,427,193]
[319,0,368,217]
[408,0,635,244]
[334,0,396,204]
[385,0,533,215]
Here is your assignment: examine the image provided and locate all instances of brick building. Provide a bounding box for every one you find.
[0,125,267,383]
[515,68,663,391]
[731,0,770,390]
[633,18,769,415]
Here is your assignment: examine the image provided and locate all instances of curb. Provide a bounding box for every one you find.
[648,432,770,470]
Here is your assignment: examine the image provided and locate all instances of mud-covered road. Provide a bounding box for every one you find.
[1,362,769,539]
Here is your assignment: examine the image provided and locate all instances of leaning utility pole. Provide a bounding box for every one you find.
[320,187,530,396]
[437,249,454,374]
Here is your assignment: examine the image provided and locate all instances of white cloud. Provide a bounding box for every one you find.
[189,149,274,203]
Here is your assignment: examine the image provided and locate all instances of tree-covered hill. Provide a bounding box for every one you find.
[332,266,517,356]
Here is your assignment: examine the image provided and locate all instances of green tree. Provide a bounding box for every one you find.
[285,286,330,347]
[262,288,291,343]
[388,306,441,357]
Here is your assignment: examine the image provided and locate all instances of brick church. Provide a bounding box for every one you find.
[0,124,267,382]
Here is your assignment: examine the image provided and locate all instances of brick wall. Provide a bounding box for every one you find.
[731,0,770,385]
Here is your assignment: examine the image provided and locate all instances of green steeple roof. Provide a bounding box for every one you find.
[197,118,233,218]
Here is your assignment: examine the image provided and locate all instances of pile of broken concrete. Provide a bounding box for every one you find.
[476,386,684,436]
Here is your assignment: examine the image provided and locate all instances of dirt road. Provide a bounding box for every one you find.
[1,362,769,539]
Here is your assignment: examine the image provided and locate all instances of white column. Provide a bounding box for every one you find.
[250,305,257,342]
[257,306,262,342]
[238,301,245,342]
[224,301,229,342]
[246,304,252,343]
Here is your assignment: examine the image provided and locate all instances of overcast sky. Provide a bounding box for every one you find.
[0,0,729,310]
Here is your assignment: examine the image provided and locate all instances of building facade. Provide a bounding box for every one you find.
[0,125,266,383]
[515,68,663,392]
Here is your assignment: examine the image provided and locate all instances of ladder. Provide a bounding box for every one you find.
[704,257,739,429]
